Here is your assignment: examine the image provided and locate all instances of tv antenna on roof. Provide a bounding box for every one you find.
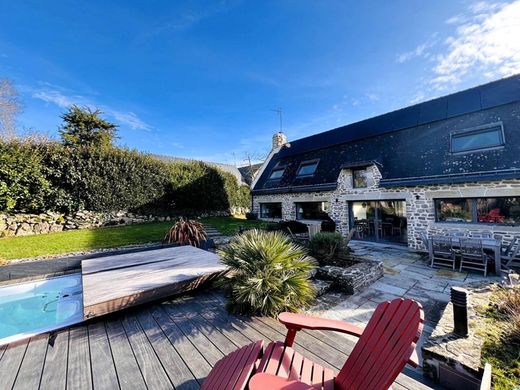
[271,107,283,132]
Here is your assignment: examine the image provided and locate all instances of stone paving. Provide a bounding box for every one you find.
[308,241,501,366]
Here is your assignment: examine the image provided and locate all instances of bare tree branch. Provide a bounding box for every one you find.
[0,79,22,140]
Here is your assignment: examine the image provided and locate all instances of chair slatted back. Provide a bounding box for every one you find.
[469,232,492,239]
[335,298,424,390]
[419,232,429,251]
[460,238,484,257]
[432,236,453,256]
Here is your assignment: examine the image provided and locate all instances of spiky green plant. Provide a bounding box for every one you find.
[163,218,207,247]
[219,229,317,316]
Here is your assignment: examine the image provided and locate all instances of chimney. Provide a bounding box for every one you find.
[272,131,288,150]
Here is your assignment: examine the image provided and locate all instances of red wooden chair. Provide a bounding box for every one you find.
[201,298,424,390]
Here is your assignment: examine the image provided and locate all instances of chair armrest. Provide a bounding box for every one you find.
[249,373,313,390]
[278,312,364,338]
[408,348,419,368]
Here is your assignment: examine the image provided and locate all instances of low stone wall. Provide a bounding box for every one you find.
[0,210,231,237]
[317,256,383,294]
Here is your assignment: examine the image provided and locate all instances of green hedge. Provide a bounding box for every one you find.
[0,140,250,214]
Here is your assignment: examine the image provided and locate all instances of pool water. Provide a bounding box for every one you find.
[0,274,84,345]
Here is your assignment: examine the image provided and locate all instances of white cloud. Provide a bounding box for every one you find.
[31,85,152,131]
[396,33,438,63]
[365,93,380,102]
[431,0,520,90]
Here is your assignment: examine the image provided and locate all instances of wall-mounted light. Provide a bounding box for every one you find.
[415,194,420,200]
[335,198,339,203]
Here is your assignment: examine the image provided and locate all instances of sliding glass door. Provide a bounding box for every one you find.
[350,200,407,244]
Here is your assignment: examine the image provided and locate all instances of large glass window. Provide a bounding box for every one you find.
[477,198,520,225]
[295,201,329,220]
[297,160,319,176]
[451,124,504,153]
[260,203,282,219]
[352,169,368,188]
[435,197,520,225]
[435,199,473,222]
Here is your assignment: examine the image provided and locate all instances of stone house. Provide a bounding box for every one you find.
[251,75,520,250]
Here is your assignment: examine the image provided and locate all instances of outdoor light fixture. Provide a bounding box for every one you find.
[415,194,420,200]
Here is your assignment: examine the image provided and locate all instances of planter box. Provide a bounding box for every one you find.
[316,254,383,294]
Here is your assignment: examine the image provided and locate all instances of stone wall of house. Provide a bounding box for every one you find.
[252,165,520,250]
[0,210,231,238]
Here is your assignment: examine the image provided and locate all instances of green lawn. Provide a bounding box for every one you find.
[0,216,273,261]
[200,216,274,236]
[0,221,173,260]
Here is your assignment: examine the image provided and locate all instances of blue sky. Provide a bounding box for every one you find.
[1,0,519,165]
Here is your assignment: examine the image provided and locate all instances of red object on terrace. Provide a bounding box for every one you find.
[201,298,424,390]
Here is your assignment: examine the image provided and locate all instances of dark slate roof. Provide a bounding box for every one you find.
[253,74,520,194]
[238,163,263,185]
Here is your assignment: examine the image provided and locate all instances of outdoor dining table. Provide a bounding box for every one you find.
[428,236,502,276]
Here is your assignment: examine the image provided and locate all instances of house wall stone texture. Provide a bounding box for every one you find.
[253,165,520,250]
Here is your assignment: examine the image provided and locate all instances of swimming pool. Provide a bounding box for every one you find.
[0,274,84,346]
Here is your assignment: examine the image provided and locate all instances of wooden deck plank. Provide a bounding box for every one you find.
[81,246,226,318]
[135,309,199,390]
[121,314,172,390]
[105,319,147,390]
[168,298,243,355]
[39,329,69,390]
[197,293,341,372]
[5,289,438,390]
[88,322,120,390]
[0,340,29,389]
[150,305,212,382]
[12,335,48,390]
[67,326,93,390]
[162,302,225,366]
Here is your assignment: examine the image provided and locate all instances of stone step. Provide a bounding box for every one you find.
[312,279,334,297]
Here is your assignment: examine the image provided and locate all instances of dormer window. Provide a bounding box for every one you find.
[450,122,505,153]
[268,167,285,180]
[352,168,368,188]
[296,160,319,176]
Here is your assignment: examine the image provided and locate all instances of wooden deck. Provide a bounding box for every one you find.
[82,246,226,319]
[0,289,441,390]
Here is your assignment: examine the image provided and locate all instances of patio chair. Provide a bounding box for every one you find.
[468,231,493,239]
[431,236,456,270]
[501,236,520,270]
[459,238,488,276]
[201,298,423,390]
[419,231,429,252]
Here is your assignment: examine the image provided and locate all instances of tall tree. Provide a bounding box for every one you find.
[59,105,118,148]
[0,79,21,140]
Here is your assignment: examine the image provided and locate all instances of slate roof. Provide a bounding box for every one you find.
[253,74,520,195]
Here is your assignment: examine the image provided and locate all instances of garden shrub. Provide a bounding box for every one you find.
[166,160,250,212]
[309,232,344,263]
[0,140,51,212]
[163,218,207,247]
[219,229,316,316]
[0,139,249,215]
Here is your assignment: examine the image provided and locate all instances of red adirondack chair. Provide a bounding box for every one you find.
[201,298,424,390]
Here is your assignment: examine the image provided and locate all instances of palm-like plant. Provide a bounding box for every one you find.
[163,218,207,247]
[219,229,316,316]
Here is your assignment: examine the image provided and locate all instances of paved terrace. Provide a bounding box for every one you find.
[0,289,440,390]
[312,241,499,363]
